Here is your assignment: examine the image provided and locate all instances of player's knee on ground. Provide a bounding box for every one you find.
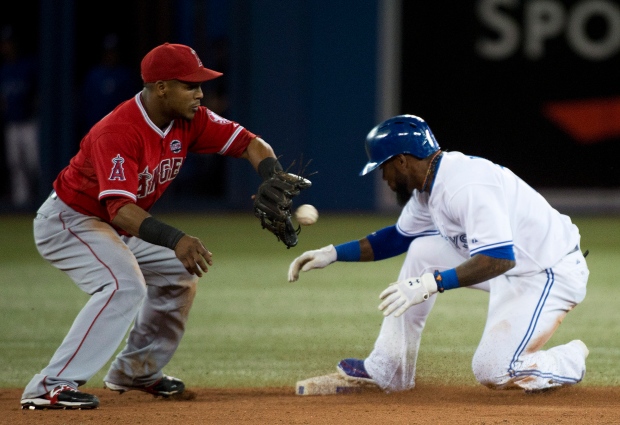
[471,350,512,389]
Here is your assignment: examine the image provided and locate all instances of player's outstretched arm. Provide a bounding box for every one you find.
[240,137,277,173]
[288,245,337,282]
[287,238,376,282]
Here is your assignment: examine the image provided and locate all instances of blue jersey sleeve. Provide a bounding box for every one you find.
[474,245,515,261]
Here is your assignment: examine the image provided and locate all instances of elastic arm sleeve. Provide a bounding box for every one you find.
[335,240,361,261]
[367,225,416,261]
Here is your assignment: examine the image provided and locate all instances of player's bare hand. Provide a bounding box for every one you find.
[287,244,337,282]
[175,235,213,277]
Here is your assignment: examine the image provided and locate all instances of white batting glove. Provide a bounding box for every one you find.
[288,244,337,282]
[378,273,438,317]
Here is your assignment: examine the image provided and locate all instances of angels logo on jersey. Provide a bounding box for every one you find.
[170,140,182,153]
[137,157,184,198]
[137,167,154,198]
[109,154,126,181]
[207,110,231,124]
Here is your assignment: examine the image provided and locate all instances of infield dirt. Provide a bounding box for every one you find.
[3,384,620,424]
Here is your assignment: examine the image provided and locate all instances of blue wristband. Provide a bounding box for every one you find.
[334,241,361,262]
[433,268,460,292]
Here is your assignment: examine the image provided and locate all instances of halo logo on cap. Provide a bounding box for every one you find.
[189,48,203,67]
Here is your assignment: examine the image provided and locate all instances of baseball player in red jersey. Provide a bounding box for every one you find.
[21,43,293,410]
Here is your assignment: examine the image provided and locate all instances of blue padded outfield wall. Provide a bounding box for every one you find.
[226,1,379,212]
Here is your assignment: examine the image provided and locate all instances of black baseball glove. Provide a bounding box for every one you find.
[254,157,313,248]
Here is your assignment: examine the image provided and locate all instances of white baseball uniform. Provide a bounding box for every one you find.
[364,151,589,392]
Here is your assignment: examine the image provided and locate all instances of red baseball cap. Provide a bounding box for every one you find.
[140,42,222,83]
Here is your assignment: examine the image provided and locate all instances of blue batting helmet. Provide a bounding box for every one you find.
[360,115,440,176]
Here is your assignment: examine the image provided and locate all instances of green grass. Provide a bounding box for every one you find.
[1,213,619,389]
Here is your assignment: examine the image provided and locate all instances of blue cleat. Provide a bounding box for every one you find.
[337,358,376,384]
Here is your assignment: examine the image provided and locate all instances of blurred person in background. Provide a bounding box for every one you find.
[78,33,138,137]
[0,25,39,209]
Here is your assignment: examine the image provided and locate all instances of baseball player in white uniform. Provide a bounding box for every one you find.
[289,115,589,393]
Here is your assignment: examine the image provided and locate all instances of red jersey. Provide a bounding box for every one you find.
[54,93,255,222]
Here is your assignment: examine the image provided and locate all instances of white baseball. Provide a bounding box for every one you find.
[295,204,319,226]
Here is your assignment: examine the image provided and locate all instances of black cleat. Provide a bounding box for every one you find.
[104,375,185,398]
[21,385,99,410]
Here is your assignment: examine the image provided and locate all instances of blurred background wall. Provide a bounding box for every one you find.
[0,0,618,215]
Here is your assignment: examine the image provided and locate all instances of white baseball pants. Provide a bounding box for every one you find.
[364,235,589,393]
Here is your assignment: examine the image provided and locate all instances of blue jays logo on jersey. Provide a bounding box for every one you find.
[443,233,469,251]
[170,140,182,154]
[435,220,468,251]
[109,154,126,181]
